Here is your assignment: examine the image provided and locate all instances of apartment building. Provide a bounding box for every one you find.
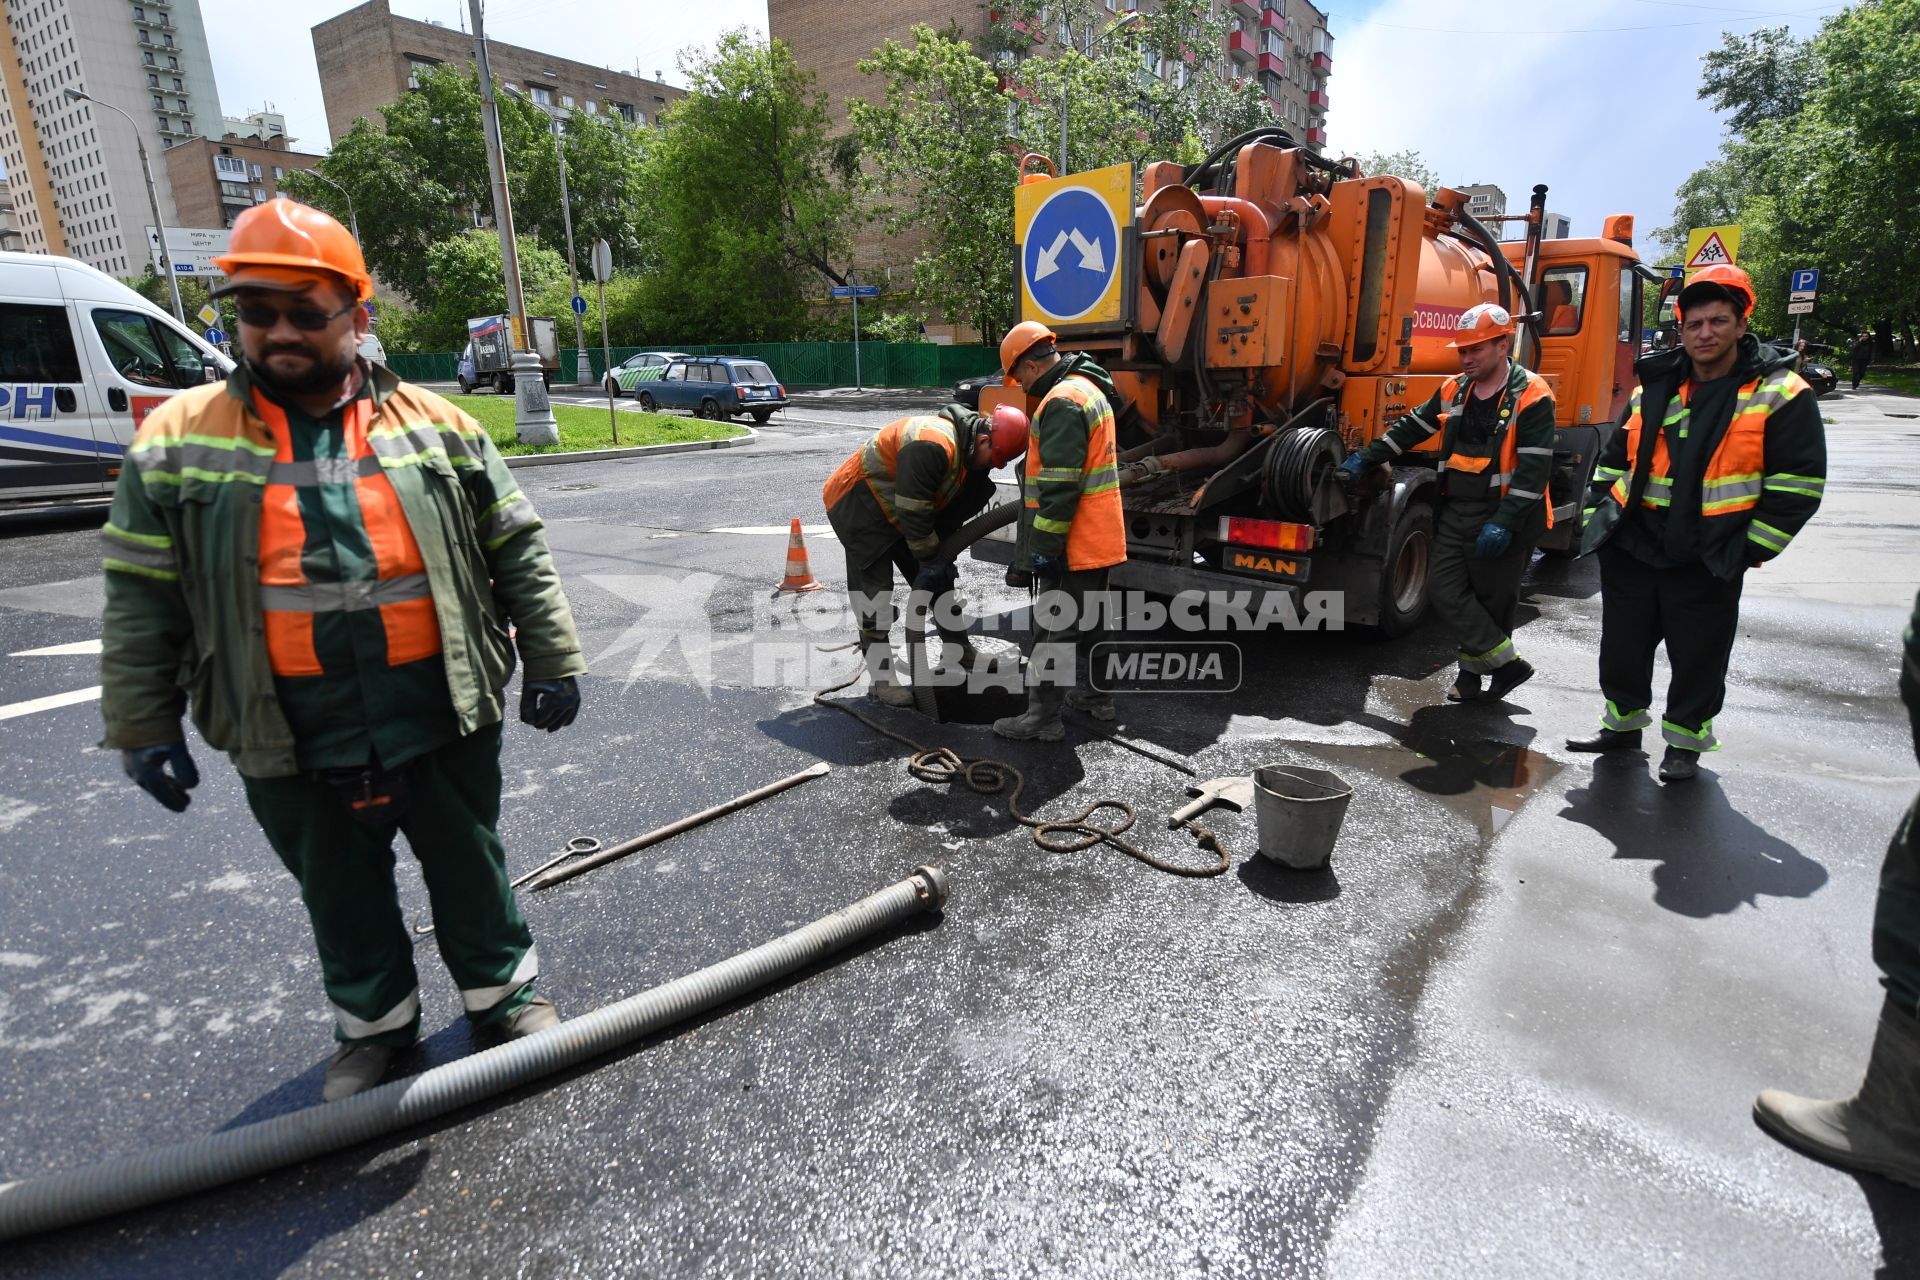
[162,127,321,230]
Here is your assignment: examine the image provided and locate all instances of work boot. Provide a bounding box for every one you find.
[1447,670,1483,703]
[1483,658,1535,703]
[323,1041,396,1102]
[1754,997,1920,1189]
[1066,688,1117,721]
[993,686,1067,742]
[501,994,562,1039]
[1658,745,1701,782]
[1567,728,1642,753]
[933,636,985,676]
[864,642,914,707]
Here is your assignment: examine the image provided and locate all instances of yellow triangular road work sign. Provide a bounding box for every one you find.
[1683,224,1742,279]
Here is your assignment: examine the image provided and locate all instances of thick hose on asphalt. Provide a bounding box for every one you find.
[902,503,1026,723]
[0,865,950,1242]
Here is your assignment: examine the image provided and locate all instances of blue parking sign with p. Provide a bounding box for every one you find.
[1791,268,1818,293]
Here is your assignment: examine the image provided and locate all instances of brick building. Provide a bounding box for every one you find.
[310,0,680,146]
[769,0,1332,339]
[161,128,321,230]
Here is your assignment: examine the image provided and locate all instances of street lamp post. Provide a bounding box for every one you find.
[65,88,184,323]
[507,89,590,387]
[301,168,359,242]
[468,0,557,445]
[1060,12,1140,177]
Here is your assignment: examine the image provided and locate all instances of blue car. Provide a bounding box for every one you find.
[634,356,788,423]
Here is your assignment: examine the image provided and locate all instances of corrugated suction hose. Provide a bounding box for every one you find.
[1261,426,1344,522]
[0,865,950,1242]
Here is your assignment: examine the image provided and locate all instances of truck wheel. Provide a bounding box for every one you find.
[638,391,656,412]
[1374,501,1433,637]
[495,373,512,394]
[457,377,473,394]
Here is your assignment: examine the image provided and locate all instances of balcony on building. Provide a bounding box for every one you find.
[1228,0,1260,20]
[1257,51,1284,79]
[1307,125,1326,145]
[1257,69,1284,102]
[1312,50,1332,74]
[1308,88,1327,110]
[1259,3,1285,32]
[1227,29,1255,64]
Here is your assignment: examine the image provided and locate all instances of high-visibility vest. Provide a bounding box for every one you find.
[1025,374,1125,570]
[1608,371,1813,519]
[1431,369,1555,528]
[822,414,965,538]
[254,391,442,677]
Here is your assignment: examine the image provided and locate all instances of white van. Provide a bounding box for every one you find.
[0,250,233,507]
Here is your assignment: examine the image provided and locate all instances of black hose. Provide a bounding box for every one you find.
[1260,425,1344,522]
[1453,206,1535,331]
[899,503,1026,722]
[1184,126,1296,191]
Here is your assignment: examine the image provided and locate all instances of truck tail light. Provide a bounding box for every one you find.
[1217,516,1315,552]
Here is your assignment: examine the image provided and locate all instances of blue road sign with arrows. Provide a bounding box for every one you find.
[571,294,587,316]
[203,327,225,345]
[1023,186,1119,323]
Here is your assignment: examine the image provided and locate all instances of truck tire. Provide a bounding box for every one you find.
[495,372,512,394]
[1540,449,1598,559]
[1374,501,1433,637]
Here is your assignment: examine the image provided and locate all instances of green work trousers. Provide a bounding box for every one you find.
[243,722,538,1046]
[1877,796,1920,1017]
[1429,497,1545,673]
[1028,567,1114,690]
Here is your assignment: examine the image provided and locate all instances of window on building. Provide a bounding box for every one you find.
[143,52,153,65]
[250,163,261,179]
[152,95,163,109]
[252,186,266,202]
[582,100,597,115]
[272,165,283,179]
[561,94,574,108]
[179,118,190,134]
[171,78,180,89]
[531,86,550,105]
[613,102,635,122]
[155,116,168,132]
[167,56,177,69]
[407,58,437,89]
[0,302,83,383]
[133,6,144,18]
[215,154,245,179]
[175,99,186,113]
[147,73,157,86]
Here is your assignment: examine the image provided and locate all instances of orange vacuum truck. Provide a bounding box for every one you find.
[974,127,1662,633]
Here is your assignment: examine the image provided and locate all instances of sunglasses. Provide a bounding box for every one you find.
[234,298,359,332]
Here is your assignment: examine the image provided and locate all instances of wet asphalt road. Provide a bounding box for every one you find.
[1,386,1917,1277]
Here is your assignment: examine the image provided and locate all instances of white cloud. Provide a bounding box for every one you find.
[1321,0,1832,253]
[201,0,770,153]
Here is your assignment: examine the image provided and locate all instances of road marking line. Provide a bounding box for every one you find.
[709,525,837,537]
[10,639,103,656]
[0,685,102,720]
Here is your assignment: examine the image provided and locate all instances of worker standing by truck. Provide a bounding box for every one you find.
[1569,263,1825,782]
[1336,303,1557,704]
[824,403,1029,705]
[992,321,1127,742]
[98,200,586,1102]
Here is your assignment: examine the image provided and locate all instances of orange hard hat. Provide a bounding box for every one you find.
[987,403,1030,467]
[1447,302,1516,350]
[212,198,374,303]
[1000,320,1058,375]
[1676,262,1754,320]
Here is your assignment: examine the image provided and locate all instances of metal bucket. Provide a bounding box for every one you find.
[1253,764,1352,869]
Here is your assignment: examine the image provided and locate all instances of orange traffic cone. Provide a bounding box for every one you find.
[777,517,823,593]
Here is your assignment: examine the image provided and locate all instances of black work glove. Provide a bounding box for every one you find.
[913,562,958,595]
[519,677,581,732]
[1030,552,1067,586]
[122,742,199,812]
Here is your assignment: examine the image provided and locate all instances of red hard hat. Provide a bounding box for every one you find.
[212,198,374,303]
[988,403,1029,467]
[1446,302,1516,349]
[1676,262,1754,320]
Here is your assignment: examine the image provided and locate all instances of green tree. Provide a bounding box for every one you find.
[638,30,859,344]
[1357,149,1441,194]
[402,228,570,352]
[1698,27,1819,135]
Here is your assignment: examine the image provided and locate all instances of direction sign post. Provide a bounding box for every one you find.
[1788,267,1819,343]
[591,239,616,445]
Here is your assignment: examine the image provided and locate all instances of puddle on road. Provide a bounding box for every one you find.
[1298,735,1562,839]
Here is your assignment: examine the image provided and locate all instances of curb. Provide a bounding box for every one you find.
[503,426,758,469]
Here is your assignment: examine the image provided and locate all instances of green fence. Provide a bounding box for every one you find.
[385,341,1003,390]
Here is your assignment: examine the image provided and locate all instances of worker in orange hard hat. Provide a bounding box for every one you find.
[1337,301,1558,705]
[100,198,587,1102]
[994,320,1127,741]
[824,403,1028,705]
[1571,258,1825,782]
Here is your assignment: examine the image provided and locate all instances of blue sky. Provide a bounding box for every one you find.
[198,0,1836,258]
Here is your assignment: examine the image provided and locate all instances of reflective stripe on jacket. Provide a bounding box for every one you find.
[1360,358,1557,529]
[99,362,585,777]
[822,414,966,557]
[254,391,443,676]
[1024,373,1125,570]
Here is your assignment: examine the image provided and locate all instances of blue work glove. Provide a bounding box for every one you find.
[913,561,958,595]
[1473,522,1513,558]
[1030,552,1067,585]
[1335,453,1368,487]
[122,742,199,812]
[519,676,581,732]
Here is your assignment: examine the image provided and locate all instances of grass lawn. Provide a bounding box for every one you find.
[448,394,747,456]
[1869,367,1920,398]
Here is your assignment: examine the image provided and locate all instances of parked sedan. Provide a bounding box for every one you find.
[954,370,1003,410]
[604,350,689,398]
[636,356,789,423]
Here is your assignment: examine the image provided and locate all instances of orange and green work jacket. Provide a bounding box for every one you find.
[1022,354,1125,571]
[99,361,586,778]
[1587,336,1825,580]
[823,405,989,563]
[1358,357,1557,529]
